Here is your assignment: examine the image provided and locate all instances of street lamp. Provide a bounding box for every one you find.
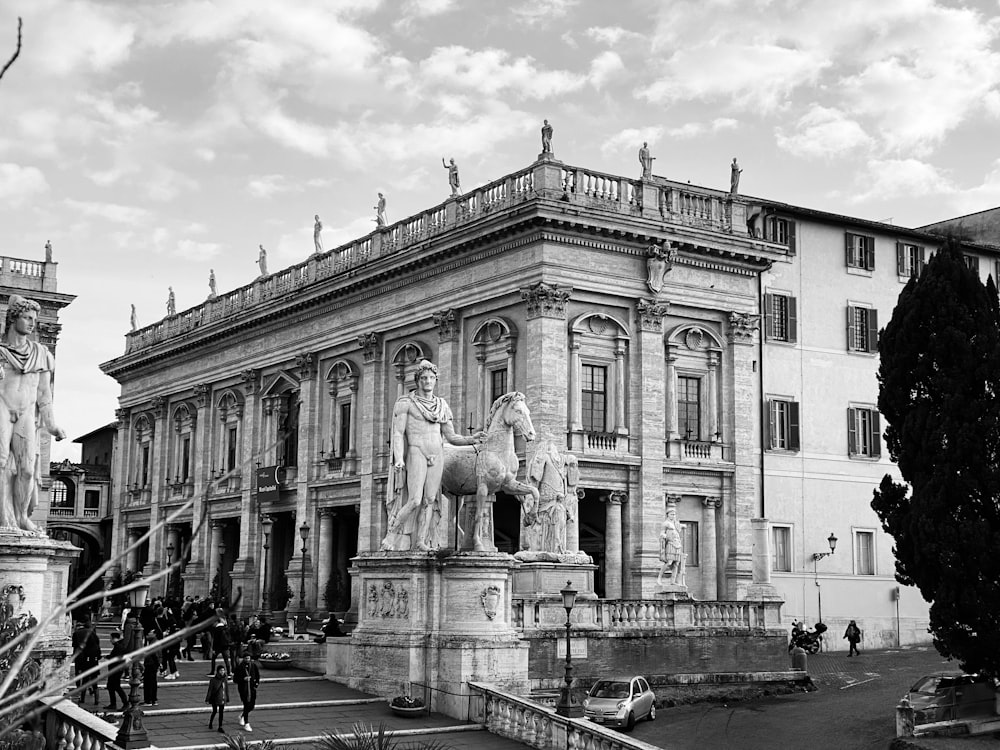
[165,543,174,600]
[115,579,151,750]
[555,580,580,718]
[260,515,273,619]
[295,522,310,634]
[811,533,838,624]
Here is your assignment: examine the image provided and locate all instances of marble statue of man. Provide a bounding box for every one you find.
[44,240,52,263]
[0,295,65,532]
[258,245,268,276]
[374,193,386,227]
[381,360,482,552]
[656,505,684,586]
[442,157,460,196]
[208,269,217,298]
[166,287,176,316]
[313,215,323,255]
[541,119,553,153]
[130,304,137,332]
[730,157,743,195]
[639,142,655,179]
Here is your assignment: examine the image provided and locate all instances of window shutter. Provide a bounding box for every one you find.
[865,236,876,270]
[764,293,774,341]
[787,221,797,254]
[917,246,925,274]
[867,308,879,353]
[787,296,798,343]
[896,242,905,275]
[871,410,881,457]
[846,306,855,351]
[788,401,801,450]
[847,407,857,454]
[766,400,775,448]
[845,233,853,267]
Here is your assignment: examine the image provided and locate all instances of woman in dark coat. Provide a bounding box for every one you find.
[210,608,232,676]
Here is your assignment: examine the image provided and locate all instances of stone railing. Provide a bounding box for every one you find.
[470,682,662,750]
[596,599,778,631]
[665,438,731,463]
[41,695,118,750]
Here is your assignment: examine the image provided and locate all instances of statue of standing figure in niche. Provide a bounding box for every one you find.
[166,287,176,316]
[541,119,553,153]
[0,296,65,532]
[374,193,386,227]
[313,215,324,255]
[730,157,743,196]
[639,141,655,179]
[381,360,484,552]
[257,245,268,277]
[657,504,685,586]
[442,157,460,196]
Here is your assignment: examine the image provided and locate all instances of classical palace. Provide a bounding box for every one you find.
[86,149,999,650]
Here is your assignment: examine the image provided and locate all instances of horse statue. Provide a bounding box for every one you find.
[442,392,539,552]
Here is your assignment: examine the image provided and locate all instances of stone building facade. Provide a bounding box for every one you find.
[100,153,993,646]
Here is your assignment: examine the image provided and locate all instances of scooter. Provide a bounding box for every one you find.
[789,621,827,654]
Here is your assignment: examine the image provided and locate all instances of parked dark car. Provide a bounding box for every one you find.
[582,675,656,730]
[904,672,996,724]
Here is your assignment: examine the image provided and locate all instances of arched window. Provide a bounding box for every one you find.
[472,318,518,430]
[325,360,359,461]
[50,478,74,509]
[568,313,630,452]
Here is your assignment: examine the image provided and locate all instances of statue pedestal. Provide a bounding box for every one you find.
[655,584,692,601]
[511,559,600,630]
[0,533,81,687]
[347,551,528,719]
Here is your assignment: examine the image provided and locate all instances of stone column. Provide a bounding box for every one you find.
[295,352,318,529]
[356,332,385,552]
[568,341,581,433]
[433,308,460,408]
[475,349,488,430]
[665,349,678,439]
[125,528,140,573]
[614,339,627,434]
[110,408,130,568]
[521,282,572,442]
[188,387,210,573]
[603,491,627,599]
[701,497,720,601]
[346,378,359,460]
[707,352,720,441]
[317,509,335,610]
[164,524,181,598]
[209,521,225,587]
[635,300,669,596]
[144,396,167,578]
[747,518,783,601]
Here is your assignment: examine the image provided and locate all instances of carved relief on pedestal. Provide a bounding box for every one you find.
[357,332,382,363]
[728,312,760,344]
[481,584,502,621]
[520,282,570,319]
[366,581,409,619]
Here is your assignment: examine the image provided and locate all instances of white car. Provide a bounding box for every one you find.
[582,675,656,731]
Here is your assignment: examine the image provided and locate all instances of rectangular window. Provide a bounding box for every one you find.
[677,376,701,440]
[847,305,879,353]
[772,526,791,572]
[84,490,100,509]
[764,293,798,343]
[226,426,238,472]
[765,216,797,252]
[490,368,508,405]
[855,530,875,575]
[848,406,882,458]
[581,364,607,433]
[845,233,875,270]
[141,445,150,487]
[181,437,191,482]
[896,242,925,277]
[965,254,980,273]
[767,399,801,451]
[680,521,699,566]
[338,402,352,458]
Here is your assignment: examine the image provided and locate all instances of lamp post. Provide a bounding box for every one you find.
[115,579,151,749]
[295,522,310,634]
[811,532,838,624]
[165,543,174,600]
[260,515,273,619]
[555,580,580,718]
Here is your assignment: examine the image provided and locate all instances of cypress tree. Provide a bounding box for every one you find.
[873,238,1000,678]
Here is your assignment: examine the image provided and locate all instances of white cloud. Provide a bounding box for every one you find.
[27,2,136,75]
[512,0,579,27]
[585,26,640,46]
[849,159,955,203]
[248,175,296,199]
[175,239,223,262]
[601,127,665,157]
[776,105,873,159]
[402,0,455,17]
[664,118,739,139]
[66,199,150,225]
[195,148,216,162]
[0,164,49,205]
[590,51,625,90]
[419,46,586,100]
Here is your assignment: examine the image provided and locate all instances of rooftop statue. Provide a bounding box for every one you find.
[130,304,137,332]
[0,295,65,533]
[314,215,323,255]
[381,360,484,552]
[374,193,386,227]
[730,157,743,196]
[541,119,553,153]
[639,141,655,180]
[257,244,268,277]
[442,157,460,196]
[166,286,176,317]
[208,268,217,298]
[44,240,52,263]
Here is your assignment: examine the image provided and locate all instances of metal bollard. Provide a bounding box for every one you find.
[790,646,807,671]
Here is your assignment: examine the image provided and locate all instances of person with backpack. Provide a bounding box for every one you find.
[103,630,129,711]
[233,650,260,731]
[844,619,862,657]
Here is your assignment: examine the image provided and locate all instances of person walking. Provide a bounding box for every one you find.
[103,630,129,711]
[210,608,232,676]
[72,619,101,704]
[142,634,161,706]
[206,665,230,733]
[233,650,260,731]
[844,619,862,657]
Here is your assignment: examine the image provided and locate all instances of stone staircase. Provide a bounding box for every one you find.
[76,624,519,750]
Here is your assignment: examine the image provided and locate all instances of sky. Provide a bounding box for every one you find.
[2,0,1000,462]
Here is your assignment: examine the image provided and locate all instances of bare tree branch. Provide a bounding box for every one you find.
[0,18,22,83]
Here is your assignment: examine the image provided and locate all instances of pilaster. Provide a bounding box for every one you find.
[357,332,385,552]
[317,508,335,609]
[701,497,721,601]
[145,396,167,576]
[433,308,460,410]
[603,491,627,599]
[521,282,570,437]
